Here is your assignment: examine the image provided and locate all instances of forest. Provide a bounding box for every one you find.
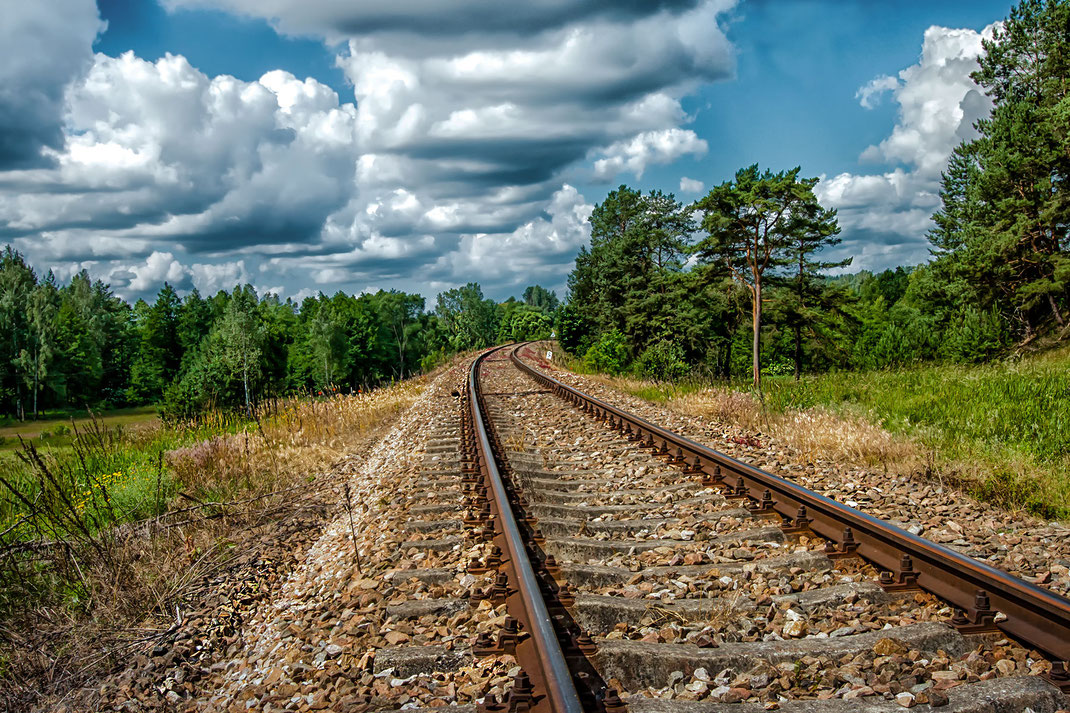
[560,0,1069,382]
[0,257,558,422]
[2,0,1067,420]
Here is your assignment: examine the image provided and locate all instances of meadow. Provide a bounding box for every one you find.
[559,345,1070,521]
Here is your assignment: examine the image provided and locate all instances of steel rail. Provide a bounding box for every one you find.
[509,343,1070,674]
[469,347,585,713]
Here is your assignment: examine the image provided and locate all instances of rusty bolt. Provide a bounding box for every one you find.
[575,631,598,655]
[602,689,628,713]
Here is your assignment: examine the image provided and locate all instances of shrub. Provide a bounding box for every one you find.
[762,360,794,377]
[940,307,1006,364]
[420,347,448,373]
[583,330,629,375]
[501,308,552,342]
[633,341,689,381]
[555,303,592,355]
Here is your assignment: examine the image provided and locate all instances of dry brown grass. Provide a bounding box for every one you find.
[570,364,1068,521]
[0,378,425,710]
[166,382,423,498]
[582,373,922,471]
[673,388,921,468]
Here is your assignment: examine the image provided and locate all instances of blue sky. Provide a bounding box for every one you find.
[1,0,1012,301]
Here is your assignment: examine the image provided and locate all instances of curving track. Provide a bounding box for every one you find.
[378,343,1070,713]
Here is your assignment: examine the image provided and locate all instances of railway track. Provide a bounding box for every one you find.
[375,344,1070,712]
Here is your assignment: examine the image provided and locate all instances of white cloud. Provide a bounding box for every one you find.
[858,25,994,173]
[129,251,190,292]
[593,129,708,181]
[4,51,359,261]
[429,184,593,292]
[816,23,998,270]
[1,0,740,299]
[856,75,899,109]
[190,260,250,294]
[679,176,705,193]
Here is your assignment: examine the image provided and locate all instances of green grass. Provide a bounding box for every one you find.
[755,350,1070,519]
[557,344,1070,520]
[0,406,159,451]
[0,409,253,543]
[761,354,1070,464]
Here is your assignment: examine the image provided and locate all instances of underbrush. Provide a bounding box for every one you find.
[552,344,1070,521]
[0,379,424,706]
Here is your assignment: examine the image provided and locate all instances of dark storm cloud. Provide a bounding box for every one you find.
[166,0,704,39]
[0,3,102,169]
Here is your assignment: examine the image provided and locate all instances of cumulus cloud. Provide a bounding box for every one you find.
[679,176,705,193]
[0,1,103,169]
[2,50,360,293]
[1,0,739,299]
[190,260,251,294]
[592,129,708,181]
[816,24,997,270]
[9,53,358,248]
[856,75,899,109]
[430,184,594,294]
[128,251,190,292]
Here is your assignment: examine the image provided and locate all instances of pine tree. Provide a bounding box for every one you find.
[129,284,182,400]
[931,0,1070,338]
[0,247,36,419]
[694,165,831,387]
[777,200,849,379]
[18,276,59,418]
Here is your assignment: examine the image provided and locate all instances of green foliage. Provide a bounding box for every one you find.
[128,284,182,402]
[693,164,841,387]
[522,285,560,313]
[940,307,1007,363]
[554,302,592,355]
[583,329,629,375]
[1,247,527,420]
[419,347,449,373]
[930,0,1070,337]
[565,186,729,379]
[633,341,689,381]
[499,304,553,342]
[436,283,500,351]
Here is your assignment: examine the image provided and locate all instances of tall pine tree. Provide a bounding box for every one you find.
[931,0,1070,338]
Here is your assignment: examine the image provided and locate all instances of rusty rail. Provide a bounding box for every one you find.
[468,347,585,713]
[509,343,1070,687]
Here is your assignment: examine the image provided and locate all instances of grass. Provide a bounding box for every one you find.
[0,406,159,451]
[0,375,428,708]
[553,345,1070,521]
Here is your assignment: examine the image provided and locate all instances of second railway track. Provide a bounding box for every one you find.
[374,344,1070,713]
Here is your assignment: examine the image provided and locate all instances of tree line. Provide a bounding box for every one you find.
[3,1,1063,410]
[560,0,1069,384]
[0,248,558,421]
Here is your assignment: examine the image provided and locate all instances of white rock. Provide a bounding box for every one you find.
[895,691,916,708]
